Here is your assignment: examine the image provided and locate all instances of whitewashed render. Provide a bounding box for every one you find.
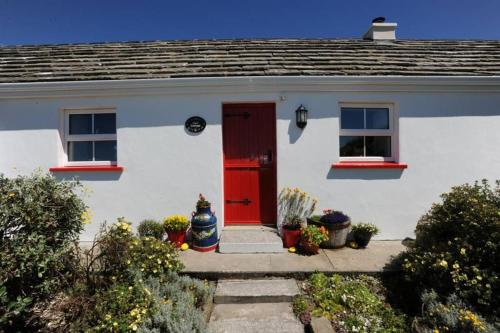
[1,76,500,241]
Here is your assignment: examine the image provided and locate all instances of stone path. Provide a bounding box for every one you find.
[209,279,303,333]
[181,240,405,278]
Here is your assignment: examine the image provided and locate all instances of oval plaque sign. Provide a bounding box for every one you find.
[185,116,206,133]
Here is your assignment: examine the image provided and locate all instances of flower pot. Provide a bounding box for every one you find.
[353,231,373,248]
[300,240,320,255]
[282,228,301,248]
[307,218,350,249]
[166,230,186,248]
[191,206,218,252]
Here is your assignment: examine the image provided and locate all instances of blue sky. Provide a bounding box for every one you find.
[1,0,499,45]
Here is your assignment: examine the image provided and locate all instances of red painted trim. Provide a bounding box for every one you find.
[332,162,408,169]
[49,165,124,172]
[192,243,218,252]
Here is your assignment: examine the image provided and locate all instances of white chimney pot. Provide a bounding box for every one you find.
[363,22,397,41]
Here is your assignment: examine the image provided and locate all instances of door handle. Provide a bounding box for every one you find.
[226,198,252,205]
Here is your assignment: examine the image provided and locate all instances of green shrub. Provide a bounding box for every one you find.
[412,290,497,333]
[82,219,183,290]
[0,173,87,329]
[86,280,153,332]
[137,219,164,240]
[138,272,214,333]
[296,273,408,333]
[391,180,499,319]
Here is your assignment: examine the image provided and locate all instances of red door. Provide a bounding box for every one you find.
[223,103,277,225]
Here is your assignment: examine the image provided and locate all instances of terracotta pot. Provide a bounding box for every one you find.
[282,228,301,248]
[300,240,320,255]
[166,230,186,248]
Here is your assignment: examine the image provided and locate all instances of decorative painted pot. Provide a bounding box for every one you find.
[282,228,301,248]
[191,206,218,252]
[353,231,373,248]
[307,218,351,249]
[166,230,186,248]
[300,240,320,255]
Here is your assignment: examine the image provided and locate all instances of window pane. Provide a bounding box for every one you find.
[366,108,389,129]
[95,140,117,161]
[68,141,93,161]
[366,136,391,157]
[341,108,364,129]
[69,114,92,134]
[340,136,364,157]
[94,113,116,134]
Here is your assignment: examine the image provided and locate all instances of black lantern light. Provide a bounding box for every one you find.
[295,104,308,129]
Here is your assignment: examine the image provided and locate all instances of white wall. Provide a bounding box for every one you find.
[1,78,500,240]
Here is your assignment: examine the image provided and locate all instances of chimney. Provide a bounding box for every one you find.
[363,17,397,41]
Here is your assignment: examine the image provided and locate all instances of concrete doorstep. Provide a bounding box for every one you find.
[214,278,300,303]
[209,278,304,333]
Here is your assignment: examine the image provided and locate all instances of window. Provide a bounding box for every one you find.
[64,109,117,165]
[339,104,397,161]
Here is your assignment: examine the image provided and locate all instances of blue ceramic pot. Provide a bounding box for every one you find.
[191,206,218,252]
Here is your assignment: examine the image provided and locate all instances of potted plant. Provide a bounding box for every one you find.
[282,215,303,248]
[307,209,351,248]
[299,225,329,255]
[278,187,317,248]
[163,214,190,248]
[351,223,379,248]
[191,194,218,252]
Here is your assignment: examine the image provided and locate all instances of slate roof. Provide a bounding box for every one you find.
[1,39,500,83]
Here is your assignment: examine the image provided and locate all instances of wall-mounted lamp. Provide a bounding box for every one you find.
[295,104,308,129]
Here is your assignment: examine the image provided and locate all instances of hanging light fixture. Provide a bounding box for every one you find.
[295,104,308,129]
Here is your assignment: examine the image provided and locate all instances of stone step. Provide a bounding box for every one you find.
[218,226,284,254]
[209,303,304,333]
[214,278,300,304]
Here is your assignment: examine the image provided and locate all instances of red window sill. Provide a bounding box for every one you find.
[49,165,124,172]
[332,162,408,169]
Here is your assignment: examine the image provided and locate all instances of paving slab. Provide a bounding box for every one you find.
[323,240,405,272]
[209,303,303,333]
[180,250,333,279]
[218,226,283,253]
[215,279,300,303]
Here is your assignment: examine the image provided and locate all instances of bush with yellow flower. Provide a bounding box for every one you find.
[385,180,499,326]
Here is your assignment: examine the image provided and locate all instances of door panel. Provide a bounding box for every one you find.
[223,103,277,225]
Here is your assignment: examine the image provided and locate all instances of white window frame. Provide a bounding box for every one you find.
[62,107,117,166]
[338,102,398,162]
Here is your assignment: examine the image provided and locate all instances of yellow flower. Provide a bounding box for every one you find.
[131,324,138,331]
[105,314,111,321]
[439,260,448,268]
[128,286,133,291]
[81,210,93,225]
[433,329,439,333]
[460,248,466,255]
[452,263,460,269]
[113,322,118,327]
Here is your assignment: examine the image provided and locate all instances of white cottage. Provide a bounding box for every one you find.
[1,21,500,242]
